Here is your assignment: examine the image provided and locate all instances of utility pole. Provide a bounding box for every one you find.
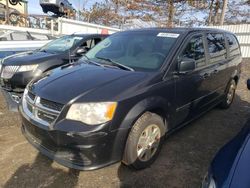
[5,0,10,24]
[220,0,228,25]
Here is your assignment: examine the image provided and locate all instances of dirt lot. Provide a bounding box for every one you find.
[0,60,250,188]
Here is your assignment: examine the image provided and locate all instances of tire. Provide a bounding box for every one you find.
[219,79,237,109]
[59,4,65,14]
[9,0,19,6]
[122,112,166,170]
[9,13,19,25]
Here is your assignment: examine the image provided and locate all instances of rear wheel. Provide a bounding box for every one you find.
[219,79,237,109]
[122,112,166,170]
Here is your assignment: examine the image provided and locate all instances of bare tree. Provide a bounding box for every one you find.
[167,0,174,27]
[220,0,228,25]
[208,0,214,25]
[214,0,220,24]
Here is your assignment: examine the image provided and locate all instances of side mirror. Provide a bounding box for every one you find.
[178,58,196,74]
[247,79,250,90]
[75,47,88,56]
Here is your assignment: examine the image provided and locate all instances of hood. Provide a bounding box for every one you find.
[229,134,250,188]
[28,62,147,104]
[3,51,61,65]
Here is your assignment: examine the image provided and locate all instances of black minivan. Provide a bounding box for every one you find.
[20,28,242,170]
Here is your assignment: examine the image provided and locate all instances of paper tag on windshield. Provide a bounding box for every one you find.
[157,33,179,38]
[74,37,83,40]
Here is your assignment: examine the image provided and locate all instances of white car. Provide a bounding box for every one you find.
[0,30,56,60]
[40,0,76,16]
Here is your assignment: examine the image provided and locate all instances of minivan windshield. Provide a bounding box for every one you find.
[40,35,84,53]
[84,31,179,71]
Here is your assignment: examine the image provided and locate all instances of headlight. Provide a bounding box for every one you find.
[17,65,38,72]
[0,60,2,72]
[202,173,217,188]
[66,102,117,125]
[207,177,216,188]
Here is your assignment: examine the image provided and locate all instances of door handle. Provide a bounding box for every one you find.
[202,73,210,79]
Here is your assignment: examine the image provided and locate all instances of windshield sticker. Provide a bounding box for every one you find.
[157,33,180,38]
[74,37,83,40]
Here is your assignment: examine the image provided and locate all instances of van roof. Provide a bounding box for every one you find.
[121,27,234,35]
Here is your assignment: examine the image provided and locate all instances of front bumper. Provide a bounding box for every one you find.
[20,106,129,170]
[0,70,34,93]
[0,71,35,111]
[0,89,21,111]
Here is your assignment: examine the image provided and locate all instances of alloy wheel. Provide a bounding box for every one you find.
[227,81,236,105]
[137,124,161,162]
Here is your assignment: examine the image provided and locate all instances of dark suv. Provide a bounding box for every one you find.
[0,34,107,111]
[19,28,242,170]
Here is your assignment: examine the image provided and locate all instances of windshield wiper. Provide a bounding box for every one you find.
[40,49,47,53]
[95,56,134,71]
[81,55,104,67]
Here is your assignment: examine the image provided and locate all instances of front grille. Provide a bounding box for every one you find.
[40,98,64,112]
[23,91,64,126]
[37,110,58,124]
[1,65,19,79]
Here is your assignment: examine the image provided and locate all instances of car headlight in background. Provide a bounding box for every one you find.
[202,172,217,188]
[66,102,117,125]
[18,65,38,72]
[0,59,3,72]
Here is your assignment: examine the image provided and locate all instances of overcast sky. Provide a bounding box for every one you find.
[28,0,99,14]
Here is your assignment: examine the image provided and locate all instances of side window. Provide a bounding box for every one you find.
[81,39,93,49]
[92,38,102,48]
[207,33,226,64]
[11,32,29,41]
[6,34,12,40]
[226,34,241,57]
[181,35,206,68]
[0,34,11,41]
[30,33,49,40]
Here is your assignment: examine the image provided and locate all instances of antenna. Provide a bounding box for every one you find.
[68,43,71,63]
[65,38,71,63]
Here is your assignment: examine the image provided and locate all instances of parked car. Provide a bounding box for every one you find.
[0,33,108,111]
[20,28,242,170]
[0,2,21,25]
[202,80,250,188]
[40,0,76,16]
[0,30,56,60]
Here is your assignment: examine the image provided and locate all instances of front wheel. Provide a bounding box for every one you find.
[219,79,237,109]
[122,112,166,170]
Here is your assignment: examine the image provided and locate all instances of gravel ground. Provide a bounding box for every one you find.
[0,60,250,188]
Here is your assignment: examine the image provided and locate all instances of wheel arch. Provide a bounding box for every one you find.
[118,96,169,131]
[230,69,240,85]
[110,96,170,162]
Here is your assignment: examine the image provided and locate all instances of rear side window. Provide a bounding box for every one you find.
[93,38,102,47]
[226,34,241,57]
[11,32,29,41]
[207,33,226,64]
[0,34,11,41]
[80,39,93,49]
[181,35,206,68]
[30,33,49,40]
